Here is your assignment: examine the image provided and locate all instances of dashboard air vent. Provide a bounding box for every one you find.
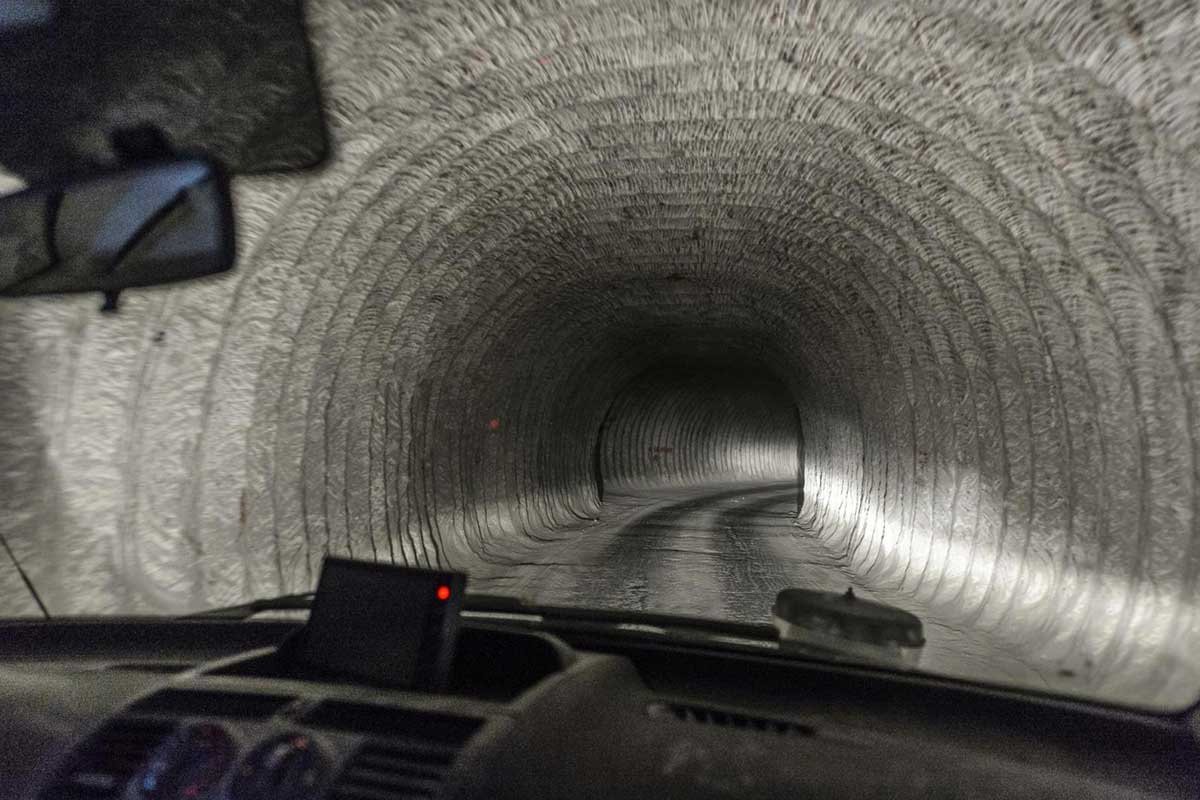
[126,688,293,719]
[41,717,174,800]
[311,701,483,800]
[329,740,463,800]
[648,701,816,737]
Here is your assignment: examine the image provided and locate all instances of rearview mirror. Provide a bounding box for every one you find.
[0,157,234,300]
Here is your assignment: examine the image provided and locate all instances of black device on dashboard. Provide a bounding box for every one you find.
[296,557,467,691]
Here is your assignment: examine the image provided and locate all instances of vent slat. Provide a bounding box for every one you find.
[336,767,444,794]
[342,772,444,787]
[649,702,815,737]
[357,740,459,762]
[330,785,434,800]
[350,752,449,778]
[312,700,482,800]
[329,744,459,800]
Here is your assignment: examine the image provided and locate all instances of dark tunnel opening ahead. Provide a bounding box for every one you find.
[596,362,801,500]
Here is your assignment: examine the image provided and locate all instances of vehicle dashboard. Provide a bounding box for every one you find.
[1,617,1197,800]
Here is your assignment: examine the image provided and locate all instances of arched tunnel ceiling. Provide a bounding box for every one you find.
[0,0,1199,708]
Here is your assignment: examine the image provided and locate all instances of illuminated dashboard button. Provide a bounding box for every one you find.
[124,723,236,800]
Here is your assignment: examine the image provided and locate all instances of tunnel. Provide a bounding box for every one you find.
[1,0,1199,709]
[596,362,800,497]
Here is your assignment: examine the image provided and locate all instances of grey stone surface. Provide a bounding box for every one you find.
[469,481,1056,692]
[0,0,1198,708]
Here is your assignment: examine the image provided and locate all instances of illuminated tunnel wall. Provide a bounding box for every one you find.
[0,0,1198,706]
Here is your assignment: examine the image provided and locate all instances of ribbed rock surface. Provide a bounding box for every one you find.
[1,0,1198,707]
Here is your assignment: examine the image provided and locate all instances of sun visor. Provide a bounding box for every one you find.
[0,0,328,180]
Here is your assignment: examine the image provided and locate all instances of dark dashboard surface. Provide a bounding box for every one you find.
[1,617,1197,800]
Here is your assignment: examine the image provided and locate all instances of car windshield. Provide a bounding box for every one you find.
[2,0,1199,716]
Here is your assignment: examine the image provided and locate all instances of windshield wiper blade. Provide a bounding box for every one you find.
[180,589,916,671]
[179,592,314,620]
[180,590,871,666]
[183,590,531,621]
[0,530,50,618]
[461,595,780,643]
[180,590,544,621]
[178,590,777,644]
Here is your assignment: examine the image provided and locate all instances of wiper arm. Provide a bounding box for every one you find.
[177,590,777,646]
[179,589,900,669]
[182,590,530,621]
[179,592,315,620]
[466,593,927,668]
[180,590,528,621]
[179,589,918,667]
[0,530,50,618]
[461,595,780,644]
[180,590,536,621]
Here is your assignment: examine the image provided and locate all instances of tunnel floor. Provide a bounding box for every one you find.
[469,480,1067,694]
[473,481,826,619]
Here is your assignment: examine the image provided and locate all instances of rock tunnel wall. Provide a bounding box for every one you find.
[598,365,799,493]
[0,0,1198,706]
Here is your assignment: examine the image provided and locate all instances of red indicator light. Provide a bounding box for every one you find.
[488,418,501,431]
[436,585,451,601]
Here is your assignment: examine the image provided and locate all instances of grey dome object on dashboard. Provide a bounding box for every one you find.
[0,0,1198,710]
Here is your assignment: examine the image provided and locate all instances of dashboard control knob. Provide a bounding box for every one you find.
[125,722,236,800]
[225,733,327,800]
